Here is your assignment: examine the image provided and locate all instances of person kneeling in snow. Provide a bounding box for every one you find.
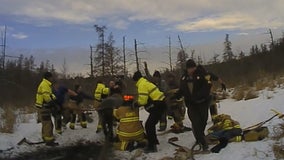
[206,114,242,153]
[113,95,147,151]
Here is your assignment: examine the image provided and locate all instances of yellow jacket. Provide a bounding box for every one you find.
[35,78,55,108]
[136,77,165,106]
[208,114,241,134]
[113,106,144,139]
[94,83,109,101]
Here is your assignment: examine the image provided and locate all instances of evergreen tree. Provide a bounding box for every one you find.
[238,51,245,59]
[260,44,268,54]
[104,32,123,76]
[250,45,256,55]
[223,34,234,62]
[94,25,107,76]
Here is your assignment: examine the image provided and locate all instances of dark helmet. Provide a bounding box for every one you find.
[132,71,142,81]
[186,59,197,68]
[43,71,52,79]
[153,70,161,78]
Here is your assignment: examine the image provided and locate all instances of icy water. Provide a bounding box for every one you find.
[2,142,113,160]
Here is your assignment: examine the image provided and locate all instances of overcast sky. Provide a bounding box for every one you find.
[1,0,284,75]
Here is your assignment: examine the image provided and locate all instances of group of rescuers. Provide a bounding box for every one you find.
[35,59,244,153]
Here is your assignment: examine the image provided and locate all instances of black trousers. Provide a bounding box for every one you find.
[51,106,62,131]
[70,112,87,124]
[98,108,114,141]
[187,101,209,147]
[159,111,167,130]
[145,101,166,146]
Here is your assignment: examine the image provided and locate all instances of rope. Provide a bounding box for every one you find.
[243,114,278,131]
[189,143,202,160]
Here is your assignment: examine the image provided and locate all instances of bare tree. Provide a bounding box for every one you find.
[168,36,173,71]
[60,58,68,79]
[1,25,7,70]
[176,35,188,71]
[89,45,94,78]
[238,51,245,59]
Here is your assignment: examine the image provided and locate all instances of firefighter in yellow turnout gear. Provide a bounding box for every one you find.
[133,71,166,153]
[113,95,147,151]
[207,114,242,153]
[35,72,58,146]
[94,80,110,133]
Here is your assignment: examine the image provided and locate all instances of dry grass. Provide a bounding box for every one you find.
[244,89,259,100]
[0,105,36,133]
[232,86,246,101]
[273,144,284,159]
[232,85,260,101]
[276,76,284,88]
[0,105,17,133]
[271,123,284,159]
[17,106,37,123]
[255,80,269,91]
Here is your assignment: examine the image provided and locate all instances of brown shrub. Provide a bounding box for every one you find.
[244,89,259,100]
[272,123,284,159]
[276,77,284,87]
[232,86,245,101]
[273,145,284,160]
[255,80,269,91]
[0,105,17,133]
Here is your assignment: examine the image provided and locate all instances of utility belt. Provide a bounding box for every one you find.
[35,101,57,112]
[189,96,211,106]
[144,99,165,112]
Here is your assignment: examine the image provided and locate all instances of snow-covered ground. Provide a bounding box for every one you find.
[1,87,284,160]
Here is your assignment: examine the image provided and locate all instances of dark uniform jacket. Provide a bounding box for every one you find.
[53,86,68,107]
[70,92,93,105]
[177,65,212,107]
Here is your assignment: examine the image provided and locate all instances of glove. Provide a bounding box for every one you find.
[42,100,56,108]
[133,101,140,108]
[144,103,154,112]
[170,92,181,101]
[221,83,226,91]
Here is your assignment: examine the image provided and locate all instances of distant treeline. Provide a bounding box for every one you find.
[205,34,284,87]
[1,34,284,107]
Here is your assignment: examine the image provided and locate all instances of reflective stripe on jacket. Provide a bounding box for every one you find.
[136,77,165,106]
[35,78,55,108]
[113,106,144,138]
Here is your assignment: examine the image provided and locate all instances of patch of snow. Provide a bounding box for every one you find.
[1,87,284,159]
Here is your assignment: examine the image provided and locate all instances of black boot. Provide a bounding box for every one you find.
[158,126,166,132]
[45,141,59,146]
[126,142,135,152]
[144,144,158,153]
[211,137,228,153]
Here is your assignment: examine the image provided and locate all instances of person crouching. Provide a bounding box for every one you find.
[113,95,147,151]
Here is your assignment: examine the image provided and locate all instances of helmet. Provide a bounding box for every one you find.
[123,95,134,102]
[132,71,142,81]
[186,59,196,68]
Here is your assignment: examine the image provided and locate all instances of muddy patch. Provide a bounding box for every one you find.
[2,142,114,160]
